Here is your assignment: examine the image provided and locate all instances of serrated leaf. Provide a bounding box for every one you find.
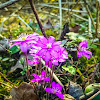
[62,66,76,75]
[10,45,20,54]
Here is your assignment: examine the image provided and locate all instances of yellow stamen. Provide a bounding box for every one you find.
[47,43,52,48]
[22,37,26,40]
[54,90,57,93]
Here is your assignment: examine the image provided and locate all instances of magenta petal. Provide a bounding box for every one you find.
[85,50,92,55]
[45,88,52,93]
[28,60,35,65]
[9,42,21,49]
[52,45,60,51]
[59,58,65,62]
[79,40,87,48]
[44,51,51,61]
[83,53,91,59]
[32,73,39,78]
[44,77,51,81]
[51,51,59,58]
[45,61,48,66]
[53,41,61,45]
[31,79,37,82]
[38,49,46,56]
[49,61,52,68]
[52,81,56,88]
[56,83,63,91]
[56,93,64,99]
[77,51,83,57]
[52,60,58,66]
[20,42,28,53]
[41,70,45,76]
[48,36,55,43]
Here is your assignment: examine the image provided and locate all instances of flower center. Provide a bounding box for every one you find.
[47,43,52,48]
[22,37,26,40]
[54,90,57,93]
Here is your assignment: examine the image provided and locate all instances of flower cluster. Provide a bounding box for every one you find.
[9,32,93,99]
[31,70,64,99]
[9,33,68,67]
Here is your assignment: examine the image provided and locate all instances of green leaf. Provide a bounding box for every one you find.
[85,84,95,93]
[10,45,20,54]
[0,57,2,61]
[91,44,97,49]
[23,66,32,71]
[23,67,27,71]
[62,65,76,75]
[2,58,9,62]
[9,59,15,62]
[20,71,25,75]
[19,57,25,64]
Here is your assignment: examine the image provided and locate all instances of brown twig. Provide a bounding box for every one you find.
[81,64,99,87]
[73,58,80,82]
[0,72,16,87]
[76,64,96,81]
[89,63,99,84]
[0,81,12,88]
[28,0,47,38]
[35,64,38,74]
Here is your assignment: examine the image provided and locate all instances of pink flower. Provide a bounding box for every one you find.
[37,36,61,61]
[32,36,68,67]
[9,33,38,53]
[45,47,68,67]
[77,40,92,59]
[28,54,41,65]
[31,70,50,83]
[45,81,64,99]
